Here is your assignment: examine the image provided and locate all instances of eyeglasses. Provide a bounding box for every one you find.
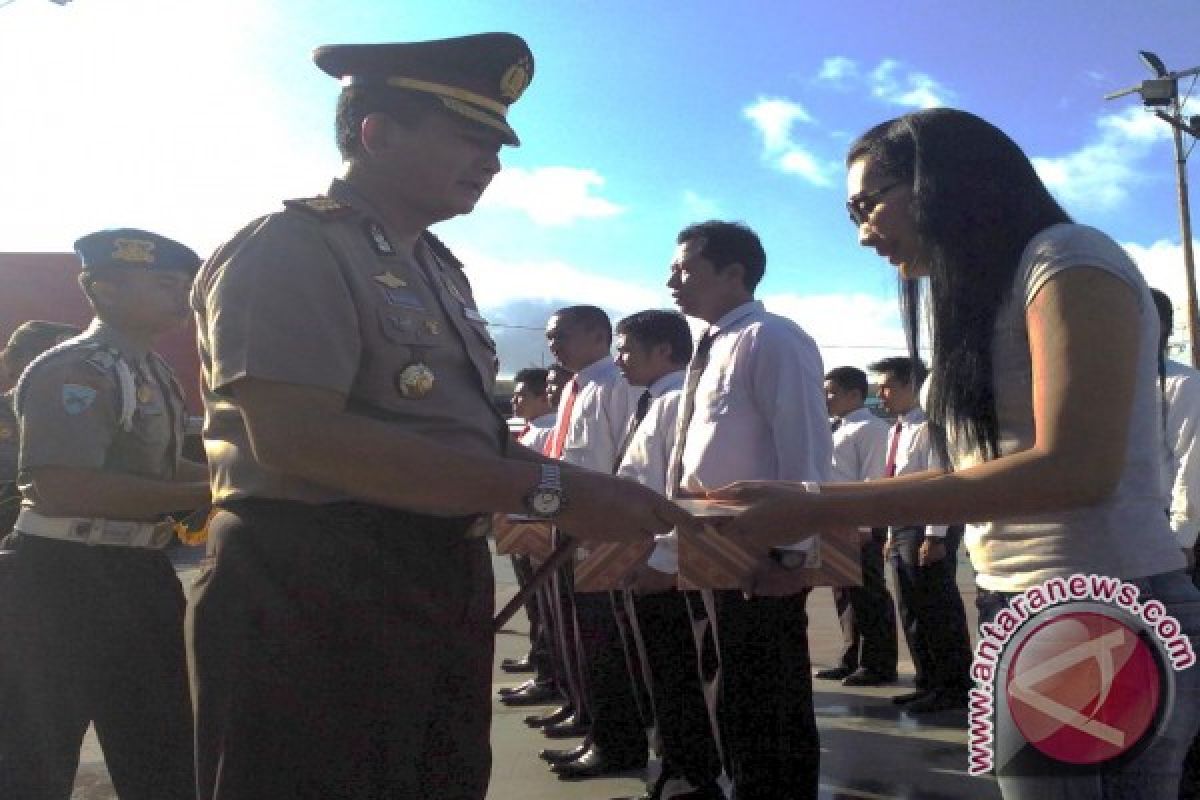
[846,182,902,226]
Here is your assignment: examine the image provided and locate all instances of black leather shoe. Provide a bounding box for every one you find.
[814,666,854,681]
[842,667,898,687]
[498,678,538,697]
[525,704,574,728]
[552,745,646,780]
[499,683,559,706]
[904,688,968,714]
[542,713,589,738]
[538,740,591,764]
[501,655,537,674]
[892,689,932,706]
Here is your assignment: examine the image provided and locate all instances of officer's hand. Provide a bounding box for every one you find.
[624,561,678,594]
[918,537,947,566]
[556,470,694,543]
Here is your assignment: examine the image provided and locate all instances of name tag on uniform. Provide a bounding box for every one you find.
[463,308,487,324]
[383,288,426,310]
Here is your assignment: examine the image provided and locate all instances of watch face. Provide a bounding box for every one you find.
[531,490,561,515]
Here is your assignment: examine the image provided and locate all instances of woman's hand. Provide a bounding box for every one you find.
[706,480,819,548]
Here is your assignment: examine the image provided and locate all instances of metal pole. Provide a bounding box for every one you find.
[1173,110,1200,366]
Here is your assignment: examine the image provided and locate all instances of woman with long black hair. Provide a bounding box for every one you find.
[711,108,1200,798]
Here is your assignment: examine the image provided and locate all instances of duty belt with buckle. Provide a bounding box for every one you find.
[15,508,174,549]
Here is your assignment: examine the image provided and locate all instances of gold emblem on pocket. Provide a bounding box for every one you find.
[396,363,435,398]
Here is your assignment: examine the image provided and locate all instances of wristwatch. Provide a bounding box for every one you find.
[523,463,566,518]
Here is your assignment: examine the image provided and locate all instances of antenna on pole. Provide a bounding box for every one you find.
[1107,52,1200,366]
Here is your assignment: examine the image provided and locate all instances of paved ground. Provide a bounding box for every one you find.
[71,545,999,800]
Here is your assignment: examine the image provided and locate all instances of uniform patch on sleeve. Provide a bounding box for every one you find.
[62,384,98,415]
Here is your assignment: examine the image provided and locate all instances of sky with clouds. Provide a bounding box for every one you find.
[1,0,1198,374]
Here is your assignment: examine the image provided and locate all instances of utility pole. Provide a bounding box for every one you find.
[1107,52,1200,365]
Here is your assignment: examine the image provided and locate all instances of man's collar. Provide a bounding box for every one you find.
[85,318,149,361]
[843,406,875,423]
[708,299,763,333]
[576,356,619,384]
[647,369,685,397]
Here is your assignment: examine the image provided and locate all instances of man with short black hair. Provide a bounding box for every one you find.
[668,219,830,799]
[511,366,554,451]
[870,356,972,713]
[815,365,898,687]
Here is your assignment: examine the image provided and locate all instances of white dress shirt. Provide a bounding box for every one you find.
[519,412,556,455]
[616,371,685,573]
[560,355,640,473]
[831,406,889,483]
[662,300,831,567]
[1162,359,1200,548]
[887,406,946,538]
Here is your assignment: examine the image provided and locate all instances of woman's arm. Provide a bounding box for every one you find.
[714,267,1141,543]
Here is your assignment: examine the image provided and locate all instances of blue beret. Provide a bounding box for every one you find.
[313,33,533,147]
[73,229,201,276]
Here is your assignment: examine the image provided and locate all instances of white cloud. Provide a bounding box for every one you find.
[868,59,954,109]
[1124,237,1200,358]
[479,166,625,226]
[816,56,859,87]
[1031,106,1174,212]
[743,97,837,187]
[681,190,721,220]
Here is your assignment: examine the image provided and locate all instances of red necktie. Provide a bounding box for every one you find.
[545,378,580,459]
[884,419,903,478]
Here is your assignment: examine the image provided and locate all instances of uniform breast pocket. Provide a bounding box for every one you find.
[378,310,445,349]
[702,372,734,418]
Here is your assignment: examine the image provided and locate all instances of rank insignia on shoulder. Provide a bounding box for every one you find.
[284,196,352,218]
[373,271,407,289]
[62,383,98,415]
[365,221,396,256]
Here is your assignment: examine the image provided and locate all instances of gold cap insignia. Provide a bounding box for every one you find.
[112,238,156,264]
[500,57,532,102]
[373,271,407,289]
[397,363,435,399]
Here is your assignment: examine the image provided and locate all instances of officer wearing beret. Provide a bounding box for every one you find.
[0,229,210,799]
[188,33,687,800]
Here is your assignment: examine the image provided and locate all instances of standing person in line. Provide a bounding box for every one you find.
[0,230,209,800]
[501,366,556,680]
[542,304,649,780]
[614,310,723,800]
[545,363,575,411]
[815,365,898,688]
[188,35,684,800]
[712,108,1200,799]
[0,321,82,540]
[1150,289,1200,800]
[870,356,971,712]
[667,220,831,800]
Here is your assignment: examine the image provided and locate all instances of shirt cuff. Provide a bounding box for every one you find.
[646,531,678,574]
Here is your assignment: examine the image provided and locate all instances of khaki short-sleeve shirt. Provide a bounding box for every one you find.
[192,180,506,505]
[15,320,185,513]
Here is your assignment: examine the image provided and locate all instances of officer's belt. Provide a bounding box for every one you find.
[15,508,174,549]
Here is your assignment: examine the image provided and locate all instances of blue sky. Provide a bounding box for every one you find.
[2,0,1198,373]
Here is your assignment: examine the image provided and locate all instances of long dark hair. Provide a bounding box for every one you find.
[847,108,1072,464]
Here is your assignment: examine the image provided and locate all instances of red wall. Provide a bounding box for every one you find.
[0,253,203,415]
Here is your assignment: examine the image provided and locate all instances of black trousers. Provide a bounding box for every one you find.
[634,590,721,788]
[831,528,898,674]
[0,534,194,800]
[698,590,819,800]
[574,589,648,761]
[510,554,553,681]
[187,500,494,800]
[888,525,972,692]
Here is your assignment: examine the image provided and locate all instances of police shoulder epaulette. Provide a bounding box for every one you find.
[284,196,354,219]
[423,232,466,271]
[83,346,119,374]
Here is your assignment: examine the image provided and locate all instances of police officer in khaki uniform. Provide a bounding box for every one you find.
[0,321,82,538]
[187,33,686,800]
[0,230,209,800]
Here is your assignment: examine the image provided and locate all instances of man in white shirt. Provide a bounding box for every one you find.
[667,220,830,800]
[543,305,647,780]
[1150,289,1200,800]
[614,310,721,800]
[871,357,972,714]
[815,366,899,687]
